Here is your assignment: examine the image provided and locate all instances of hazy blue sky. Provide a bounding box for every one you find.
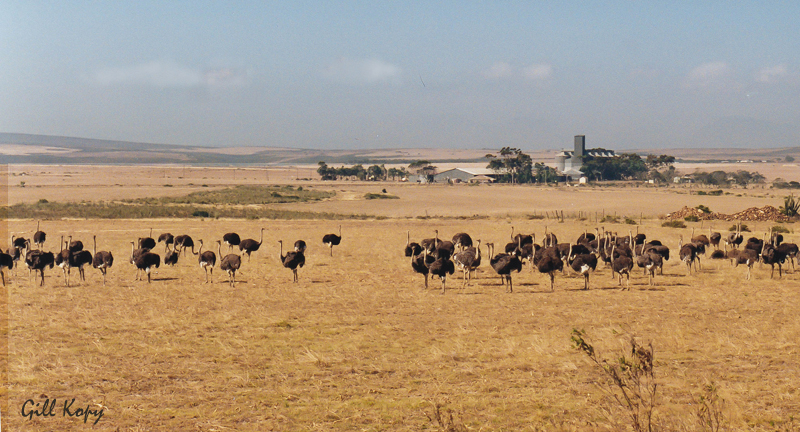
[2,1,799,150]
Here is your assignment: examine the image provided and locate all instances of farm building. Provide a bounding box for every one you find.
[433,168,499,183]
[555,135,615,180]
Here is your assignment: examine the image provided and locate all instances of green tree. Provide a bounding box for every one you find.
[485,147,533,183]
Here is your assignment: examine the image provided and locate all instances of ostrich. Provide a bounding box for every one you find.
[451,232,473,251]
[486,239,522,293]
[33,221,46,250]
[278,240,304,283]
[405,231,422,257]
[129,241,151,264]
[174,235,196,256]
[535,245,563,292]
[610,243,634,289]
[6,245,22,277]
[164,244,179,266]
[424,248,455,294]
[12,235,29,251]
[411,247,433,289]
[567,244,597,290]
[510,226,533,247]
[542,226,558,248]
[729,248,759,280]
[133,251,161,283]
[217,240,241,287]
[198,240,216,283]
[453,239,481,285]
[434,238,455,260]
[25,250,55,286]
[776,242,799,271]
[322,225,342,256]
[725,223,744,249]
[239,228,264,261]
[223,232,241,251]
[294,240,307,252]
[158,233,175,253]
[68,236,83,252]
[55,237,73,286]
[92,235,114,286]
[642,242,670,275]
[0,249,13,286]
[577,230,596,245]
[678,235,698,274]
[632,236,660,286]
[709,227,722,250]
[761,234,788,279]
[420,230,439,253]
[70,248,93,284]
[139,228,156,250]
[691,228,710,256]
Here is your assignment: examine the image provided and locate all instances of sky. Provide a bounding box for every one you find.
[2,1,799,151]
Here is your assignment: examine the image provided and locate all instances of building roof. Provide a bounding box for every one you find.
[436,167,501,176]
[561,168,584,176]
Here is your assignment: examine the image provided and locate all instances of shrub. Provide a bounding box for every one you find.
[364,193,398,200]
[192,210,210,217]
[625,217,637,225]
[37,199,49,204]
[772,225,792,234]
[685,215,700,222]
[696,204,711,213]
[780,194,800,217]
[708,190,723,196]
[601,215,620,223]
[662,220,686,228]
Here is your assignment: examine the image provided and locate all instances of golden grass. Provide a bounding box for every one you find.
[4,215,800,431]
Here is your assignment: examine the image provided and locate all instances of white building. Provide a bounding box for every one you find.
[555,135,615,180]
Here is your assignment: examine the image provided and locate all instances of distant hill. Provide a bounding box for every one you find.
[2,132,797,165]
[0,133,492,165]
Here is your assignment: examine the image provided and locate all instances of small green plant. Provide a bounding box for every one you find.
[164,184,173,187]
[37,199,49,204]
[662,220,687,228]
[685,215,700,222]
[527,214,545,220]
[696,204,711,213]
[601,215,620,223]
[19,181,25,187]
[697,191,707,196]
[780,194,800,217]
[708,190,723,196]
[625,217,637,225]
[192,210,210,217]
[772,225,792,234]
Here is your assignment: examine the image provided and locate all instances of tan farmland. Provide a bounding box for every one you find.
[2,165,800,431]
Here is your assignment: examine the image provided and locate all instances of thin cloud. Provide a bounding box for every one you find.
[483,62,514,79]
[93,62,248,88]
[522,64,553,80]
[322,58,401,85]
[685,62,730,86]
[756,65,789,83]
[483,62,552,80]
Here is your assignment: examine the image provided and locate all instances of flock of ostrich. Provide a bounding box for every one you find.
[1,220,797,292]
[0,222,344,287]
[404,224,799,293]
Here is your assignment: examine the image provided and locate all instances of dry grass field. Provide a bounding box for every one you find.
[3,165,800,431]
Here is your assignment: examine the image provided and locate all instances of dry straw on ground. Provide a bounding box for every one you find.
[3,167,800,431]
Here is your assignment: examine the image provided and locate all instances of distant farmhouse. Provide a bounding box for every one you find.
[433,168,498,183]
[409,167,499,184]
[555,135,615,180]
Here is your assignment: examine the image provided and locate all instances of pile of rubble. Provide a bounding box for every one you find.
[665,205,791,222]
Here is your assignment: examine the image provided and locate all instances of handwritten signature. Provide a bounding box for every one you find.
[21,398,104,425]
